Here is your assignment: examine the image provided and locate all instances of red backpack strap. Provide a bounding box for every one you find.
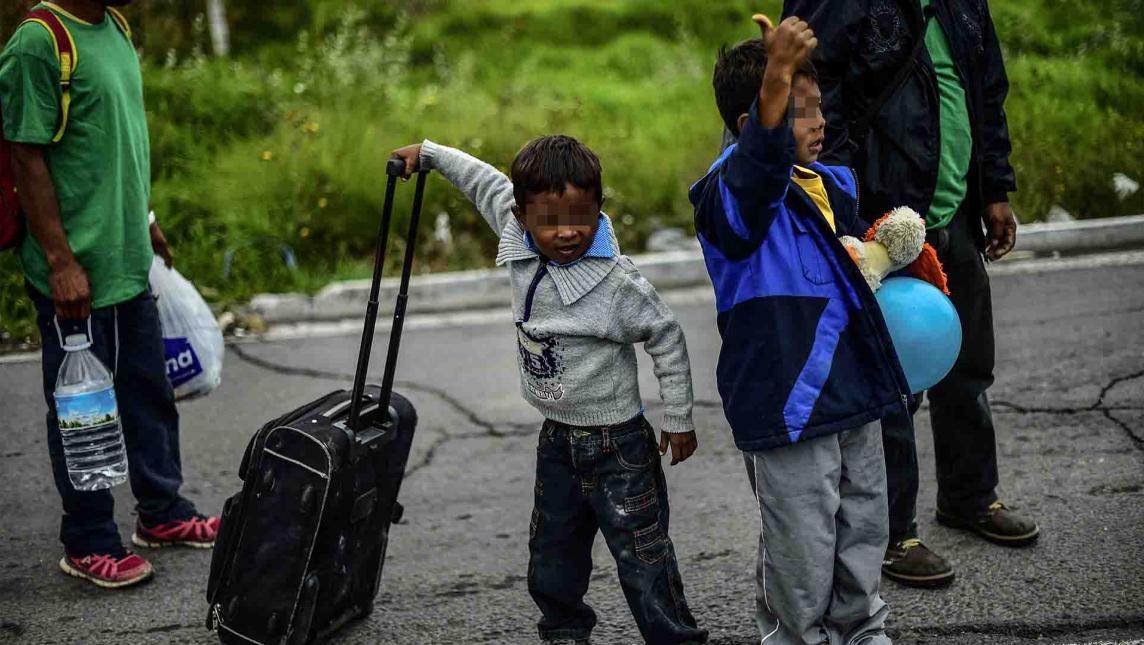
[21,8,76,143]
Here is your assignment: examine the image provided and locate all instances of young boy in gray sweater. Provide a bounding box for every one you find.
[391,136,707,644]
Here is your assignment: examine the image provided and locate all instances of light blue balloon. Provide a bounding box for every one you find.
[875,277,962,394]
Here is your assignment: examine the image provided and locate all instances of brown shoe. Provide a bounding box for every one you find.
[936,501,1040,546]
[882,538,955,588]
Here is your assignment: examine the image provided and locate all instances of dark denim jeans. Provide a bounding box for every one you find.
[528,416,707,644]
[30,285,197,557]
[882,207,1000,542]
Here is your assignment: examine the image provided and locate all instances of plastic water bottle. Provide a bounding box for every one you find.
[53,325,128,491]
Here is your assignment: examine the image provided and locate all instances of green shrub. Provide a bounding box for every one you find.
[1006,55,1144,220]
[1,0,1140,339]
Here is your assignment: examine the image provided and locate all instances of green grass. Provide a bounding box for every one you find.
[2,0,1141,340]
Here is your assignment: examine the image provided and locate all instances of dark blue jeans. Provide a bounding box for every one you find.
[528,416,707,644]
[30,284,197,557]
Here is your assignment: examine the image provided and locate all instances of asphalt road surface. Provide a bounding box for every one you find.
[1,253,1142,644]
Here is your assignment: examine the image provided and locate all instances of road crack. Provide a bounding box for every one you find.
[403,425,535,478]
[694,369,1144,450]
[993,368,1144,449]
[100,622,198,636]
[231,343,1143,475]
[228,343,536,478]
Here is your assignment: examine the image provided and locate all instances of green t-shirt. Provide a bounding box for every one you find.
[0,3,152,308]
[920,0,972,229]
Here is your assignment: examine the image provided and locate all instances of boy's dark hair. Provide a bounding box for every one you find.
[511,135,603,209]
[713,38,818,136]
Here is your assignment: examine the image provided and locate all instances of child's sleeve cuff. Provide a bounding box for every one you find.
[419,139,442,170]
[661,413,695,434]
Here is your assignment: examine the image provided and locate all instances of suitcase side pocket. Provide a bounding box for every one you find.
[209,427,334,643]
[206,494,243,604]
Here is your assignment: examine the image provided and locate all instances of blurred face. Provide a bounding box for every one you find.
[517,184,601,265]
[791,76,826,165]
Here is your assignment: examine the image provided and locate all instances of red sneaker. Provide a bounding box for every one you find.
[59,552,153,589]
[132,515,219,549]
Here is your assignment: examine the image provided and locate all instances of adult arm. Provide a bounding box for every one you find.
[149,212,173,268]
[978,2,1018,259]
[11,143,91,319]
[1,29,91,319]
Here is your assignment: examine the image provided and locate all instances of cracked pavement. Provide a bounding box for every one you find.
[0,258,1142,644]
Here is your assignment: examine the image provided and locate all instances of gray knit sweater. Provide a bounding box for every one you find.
[420,140,695,433]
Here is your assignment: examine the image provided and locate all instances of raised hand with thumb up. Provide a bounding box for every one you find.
[753,13,817,72]
[751,13,819,129]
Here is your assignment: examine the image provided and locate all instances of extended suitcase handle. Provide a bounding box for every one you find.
[348,157,428,432]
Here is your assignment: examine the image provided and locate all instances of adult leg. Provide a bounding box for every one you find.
[742,435,841,645]
[826,422,891,645]
[880,400,954,588]
[929,211,1038,543]
[880,406,918,544]
[28,285,123,557]
[927,212,999,515]
[111,291,196,524]
[528,422,599,642]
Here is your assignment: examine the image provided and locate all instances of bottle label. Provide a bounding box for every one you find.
[163,337,203,387]
[55,386,119,431]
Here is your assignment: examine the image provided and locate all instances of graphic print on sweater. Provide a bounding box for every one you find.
[517,326,566,401]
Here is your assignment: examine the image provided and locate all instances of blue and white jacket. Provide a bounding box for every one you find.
[689,102,910,452]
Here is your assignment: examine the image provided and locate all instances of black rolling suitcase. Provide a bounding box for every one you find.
[206,160,429,644]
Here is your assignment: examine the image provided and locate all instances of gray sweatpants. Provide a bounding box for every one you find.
[742,421,891,645]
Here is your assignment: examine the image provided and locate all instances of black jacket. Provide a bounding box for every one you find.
[782,0,1017,247]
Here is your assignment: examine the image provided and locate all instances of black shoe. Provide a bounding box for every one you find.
[936,501,1040,546]
[882,538,955,588]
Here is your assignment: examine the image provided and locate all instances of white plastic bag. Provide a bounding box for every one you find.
[149,256,224,400]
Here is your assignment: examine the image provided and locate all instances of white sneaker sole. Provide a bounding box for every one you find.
[58,557,153,589]
[131,532,215,550]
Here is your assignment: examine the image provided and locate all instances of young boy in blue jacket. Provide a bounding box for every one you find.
[689,15,911,645]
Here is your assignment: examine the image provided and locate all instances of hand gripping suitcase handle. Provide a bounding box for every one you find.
[348,157,427,432]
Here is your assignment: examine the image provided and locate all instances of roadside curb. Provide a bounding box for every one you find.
[4,249,1143,364]
[1015,214,1144,254]
[248,214,1144,325]
[249,248,709,324]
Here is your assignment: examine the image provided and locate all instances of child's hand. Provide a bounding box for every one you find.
[753,14,817,128]
[659,431,698,466]
[754,14,817,72]
[390,144,422,180]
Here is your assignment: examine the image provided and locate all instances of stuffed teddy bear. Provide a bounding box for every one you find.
[840,206,950,295]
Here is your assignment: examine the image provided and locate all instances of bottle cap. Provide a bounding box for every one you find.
[63,334,92,352]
